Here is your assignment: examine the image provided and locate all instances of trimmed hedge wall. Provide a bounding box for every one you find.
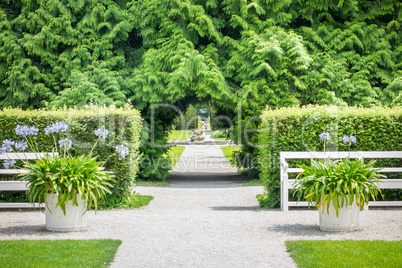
[0,107,142,201]
[258,105,402,208]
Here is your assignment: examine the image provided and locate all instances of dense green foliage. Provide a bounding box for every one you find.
[0,107,142,202]
[23,154,113,214]
[0,0,401,180]
[258,105,402,208]
[286,240,402,268]
[295,158,384,215]
[0,239,121,268]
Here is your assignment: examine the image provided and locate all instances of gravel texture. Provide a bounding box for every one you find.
[0,145,401,268]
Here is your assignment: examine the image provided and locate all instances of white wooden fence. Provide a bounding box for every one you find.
[0,152,57,208]
[280,151,402,211]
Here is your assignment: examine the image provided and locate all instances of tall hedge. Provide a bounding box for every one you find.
[258,105,402,208]
[0,106,142,200]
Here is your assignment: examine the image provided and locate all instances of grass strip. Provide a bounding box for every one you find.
[286,240,402,268]
[98,194,153,209]
[0,239,122,268]
[136,180,170,187]
[168,130,192,141]
[221,146,240,167]
[242,179,262,186]
[165,146,185,168]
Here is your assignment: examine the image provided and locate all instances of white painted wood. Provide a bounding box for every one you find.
[0,181,29,191]
[280,151,402,159]
[0,152,57,160]
[280,151,402,211]
[0,203,44,208]
[288,201,402,208]
[0,152,57,208]
[0,169,29,174]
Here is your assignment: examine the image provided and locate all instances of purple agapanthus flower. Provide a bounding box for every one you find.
[319,132,331,142]
[0,139,15,154]
[59,138,72,151]
[44,121,68,134]
[3,159,16,169]
[15,125,39,137]
[342,135,357,145]
[94,127,109,139]
[115,144,129,159]
[14,140,28,151]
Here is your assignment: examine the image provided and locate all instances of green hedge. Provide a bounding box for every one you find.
[0,107,142,202]
[258,105,402,208]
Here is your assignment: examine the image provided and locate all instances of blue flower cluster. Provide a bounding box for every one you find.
[3,159,16,169]
[44,121,68,134]
[0,139,28,169]
[15,140,28,151]
[59,138,72,151]
[0,139,15,154]
[342,135,357,145]
[1,121,131,169]
[115,144,129,159]
[15,125,39,137]
[94,127,109,140]
[319,132,331,141]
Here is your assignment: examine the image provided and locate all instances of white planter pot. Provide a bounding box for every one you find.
[319,198,360,232]
[45,193,87,232]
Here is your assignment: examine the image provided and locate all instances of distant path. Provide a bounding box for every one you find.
[171,144,238,174]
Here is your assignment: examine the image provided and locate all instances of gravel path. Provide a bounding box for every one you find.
[0,145,401,267]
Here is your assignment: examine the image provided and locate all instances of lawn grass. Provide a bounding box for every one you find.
[286,240,402,268]
[0,239,122,268]
[221,146,240,166]
[97,193,153,209]
[242,179,262,186]
[164,146,185,168]
[168,130,192,141]
[122,194,153,208]
[136,180,171,187]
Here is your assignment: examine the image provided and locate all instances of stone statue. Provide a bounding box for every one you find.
[189,121,207,142]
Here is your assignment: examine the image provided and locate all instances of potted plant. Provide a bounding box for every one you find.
[294,133,384,231]
[1,122,129,231]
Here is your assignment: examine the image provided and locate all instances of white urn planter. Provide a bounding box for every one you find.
[45,193,87,232]
[318,199,360,232]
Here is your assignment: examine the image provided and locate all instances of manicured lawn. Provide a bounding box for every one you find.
[165,146,185,167]
[0,239,121,268]
[136,180,171,187]
[221,146,240,166]
[168,130,192,141]
[242,179,262,186]
[286,240,402,268]
[122,194,153,208]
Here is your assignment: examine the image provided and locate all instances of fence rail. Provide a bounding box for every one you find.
[280,151,402,211]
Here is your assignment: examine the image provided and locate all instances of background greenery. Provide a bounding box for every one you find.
[0,0,400,181]
[0,106,142,205]
[258,105,402,208]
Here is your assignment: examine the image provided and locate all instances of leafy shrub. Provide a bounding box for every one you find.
[211,130,229,139]
[0,107,142,204]
[258,105,402,208]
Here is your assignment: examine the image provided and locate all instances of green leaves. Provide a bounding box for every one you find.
[21,153,114,215]
[294,158,385,216]
[258,105,401,208]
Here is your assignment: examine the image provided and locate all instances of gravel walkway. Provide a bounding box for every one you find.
[0,145,401,267]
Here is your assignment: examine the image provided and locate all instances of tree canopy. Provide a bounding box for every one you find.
[0,0,401,178]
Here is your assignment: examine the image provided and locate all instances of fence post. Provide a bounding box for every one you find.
[280,154,289,211]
